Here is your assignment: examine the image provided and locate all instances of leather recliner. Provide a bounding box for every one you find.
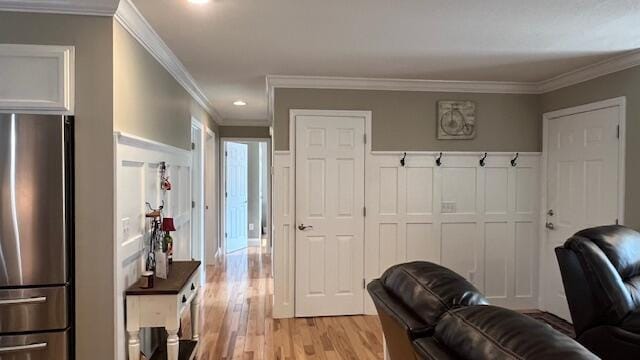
[367,261,488,359]
[556,225,640,359]
[413,305,598,360]
[368,261,597,359]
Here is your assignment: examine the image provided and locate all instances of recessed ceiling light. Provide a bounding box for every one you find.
[188,0,209,4]
[233,100,247,106]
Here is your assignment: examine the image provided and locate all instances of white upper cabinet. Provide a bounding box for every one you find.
[0,44,75,114]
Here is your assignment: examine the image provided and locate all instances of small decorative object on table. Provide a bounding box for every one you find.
[161,217,176,264]
[140,271,154,289]
[437,100,477,139]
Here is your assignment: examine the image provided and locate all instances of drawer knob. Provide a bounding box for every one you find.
[182,295,187,303]
[191,283,195,291]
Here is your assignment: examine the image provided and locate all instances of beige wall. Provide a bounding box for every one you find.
[114,22,215,150]
[540,65,640,229]
[273,88,540,151]
[0,12,115,360]
[219,126,271,139]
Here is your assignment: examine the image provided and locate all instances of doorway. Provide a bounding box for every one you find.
[540,97,626,320]
[222,139,271,254]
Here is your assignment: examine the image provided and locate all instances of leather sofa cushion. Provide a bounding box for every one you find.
[381,262,488,327]
[573,225,640,279]
[620,310,640,333]
[435,306,599,360]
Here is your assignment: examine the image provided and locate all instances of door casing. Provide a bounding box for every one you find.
[539,96,626,316]
[289,110,372,316]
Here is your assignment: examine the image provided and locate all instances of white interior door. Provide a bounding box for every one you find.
[204,132,217,264]
[542,103,622,320]
[295,114,365,317]
[225,142,248,253]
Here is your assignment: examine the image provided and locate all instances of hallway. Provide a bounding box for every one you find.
[196,246,384,360]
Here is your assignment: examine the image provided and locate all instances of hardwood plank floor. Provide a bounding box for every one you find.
[192,245,384,360]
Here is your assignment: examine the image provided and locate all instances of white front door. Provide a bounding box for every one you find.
[225,142,248,253]
[542,101,623,320]
[295,114,365,317]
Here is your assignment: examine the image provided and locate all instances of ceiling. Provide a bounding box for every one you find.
[7,0,639,125]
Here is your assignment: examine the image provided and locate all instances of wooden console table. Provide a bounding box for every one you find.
[126,261,201,360]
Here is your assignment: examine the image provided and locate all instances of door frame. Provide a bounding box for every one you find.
[204,128,218,264]
[220,137,272,254]
[538,96,626,310]
[289,109,372,316]
[191,118,205,262]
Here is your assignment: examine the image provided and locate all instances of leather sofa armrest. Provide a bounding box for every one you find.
[579,325,640,359]
[367,280,431,337]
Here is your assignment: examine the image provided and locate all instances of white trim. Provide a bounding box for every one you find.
[114,0,222,124]
[370,151,541,156]
[539,96,626,308]
[0,0,117,16]
[268,75,539,94]
[114,131,191,156]
[538,50,640,93]
[218,119,270,127]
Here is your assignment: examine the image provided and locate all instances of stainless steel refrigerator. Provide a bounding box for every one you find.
[0,114,73,359]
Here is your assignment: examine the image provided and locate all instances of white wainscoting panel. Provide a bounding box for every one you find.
[114,132,192,360]
[365,152,540,313]
[273,151,295,318]
[273,150,540,317]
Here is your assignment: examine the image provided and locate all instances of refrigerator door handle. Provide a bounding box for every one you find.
[0,296,47,305]
[0,342,48,353]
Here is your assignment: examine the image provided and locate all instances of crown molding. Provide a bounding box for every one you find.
[0,0,117,16]
[267,74,540,94]
[218,118,270,127]
[537,49,640,93]
[114,0,223,124]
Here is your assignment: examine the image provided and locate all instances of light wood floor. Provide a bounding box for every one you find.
[191,245,384,360]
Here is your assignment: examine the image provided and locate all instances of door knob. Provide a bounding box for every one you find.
[545,222,555,230]
[297,224,313,231]
[547,209,554,216]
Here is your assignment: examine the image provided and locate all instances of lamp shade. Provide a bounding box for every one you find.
[161,217,176,232]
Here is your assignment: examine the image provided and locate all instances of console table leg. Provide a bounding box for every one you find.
[127,330,140,360]
[167,328,179,360]
[191,288,200,341]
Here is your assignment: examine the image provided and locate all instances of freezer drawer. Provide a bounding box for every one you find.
[0,286,67,333]
[0,329,68,360]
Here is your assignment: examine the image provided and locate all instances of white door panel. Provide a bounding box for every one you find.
[543,105,621,320]
[226,142,248,253]
[295,115,365,317]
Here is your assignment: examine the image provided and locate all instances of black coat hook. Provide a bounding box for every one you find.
[479,152,488,167]
[400,152,407,167]
[435,152,443,167]
[511,152,519,167]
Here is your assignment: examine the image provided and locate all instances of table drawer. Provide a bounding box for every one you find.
[178,271,199,314]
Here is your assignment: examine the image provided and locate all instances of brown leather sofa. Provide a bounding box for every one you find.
[556,225,640,359]
[368,261,598,360]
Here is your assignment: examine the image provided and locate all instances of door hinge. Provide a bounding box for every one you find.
[616,218,620,225]
[225,151,228,157]
[362,278,366,289]
[192,142,196,150]
[363,134,367,144]
[617,125,620,139]
[225,232,227,238]
[192,200,196,208]
[363,206,367,217]
[225,192,228,198]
